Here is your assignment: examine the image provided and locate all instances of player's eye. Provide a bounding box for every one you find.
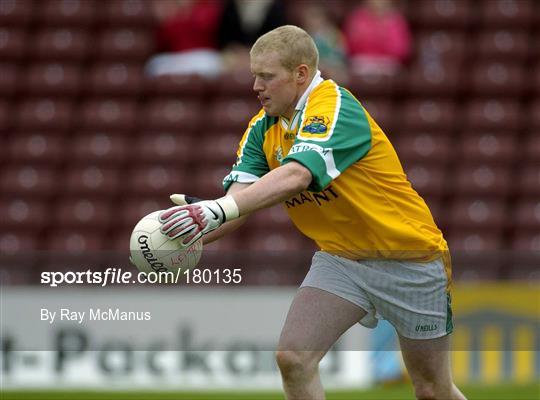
[257,73,273,80]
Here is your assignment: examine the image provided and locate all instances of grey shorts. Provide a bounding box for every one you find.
[300,251,453,339]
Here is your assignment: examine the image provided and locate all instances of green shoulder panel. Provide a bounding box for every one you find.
[223,112,277,191]
[282,85,372,192]
[330,87,372,171]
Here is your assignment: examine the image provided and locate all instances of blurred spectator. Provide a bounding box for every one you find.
[344,0,411,76]
[218,0,286,72]
[300,3,347,82]
[145,0,224,77]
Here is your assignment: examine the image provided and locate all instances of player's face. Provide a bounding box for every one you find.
[251,52,300,119]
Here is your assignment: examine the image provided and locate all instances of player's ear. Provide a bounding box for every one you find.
[295,64,309,84]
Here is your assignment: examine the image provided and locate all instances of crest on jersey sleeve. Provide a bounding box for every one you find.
[302,115,330,134]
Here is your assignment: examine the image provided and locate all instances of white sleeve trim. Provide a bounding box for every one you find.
[287,143,340,179]
[223,170,261,184]
[236,113,266,166]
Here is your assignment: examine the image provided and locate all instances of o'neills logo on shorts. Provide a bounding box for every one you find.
[138,235,168,273]
[415,324,438,332]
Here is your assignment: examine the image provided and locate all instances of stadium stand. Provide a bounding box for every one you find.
[0,0,538,284]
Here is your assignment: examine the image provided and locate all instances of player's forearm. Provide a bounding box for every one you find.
[202,181,251,244]
[231,162,312,216]
[202,215,247,244]
[157,166,310,247]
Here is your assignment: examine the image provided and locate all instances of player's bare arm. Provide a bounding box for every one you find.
[231,161,312,216]
[158,162,312,247]
[199,182,251,244]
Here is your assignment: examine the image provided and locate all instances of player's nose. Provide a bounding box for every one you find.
[253,76,264,92]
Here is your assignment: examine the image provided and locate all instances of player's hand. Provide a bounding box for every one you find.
[158,195,239,247]
[169,194,203,206]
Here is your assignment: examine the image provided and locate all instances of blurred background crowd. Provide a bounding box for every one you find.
[0,0,539,284]
[145,0,411,81]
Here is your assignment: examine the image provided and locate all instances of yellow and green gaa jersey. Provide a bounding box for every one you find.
[223,77,449,267]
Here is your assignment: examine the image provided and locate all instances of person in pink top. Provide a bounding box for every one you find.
[344,0,411,76]
[145,0,224,77]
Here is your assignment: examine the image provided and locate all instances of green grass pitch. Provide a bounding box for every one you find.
[2,383,539,400]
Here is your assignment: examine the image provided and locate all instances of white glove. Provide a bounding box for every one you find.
[158,195,239,247]
[169,194,203,206]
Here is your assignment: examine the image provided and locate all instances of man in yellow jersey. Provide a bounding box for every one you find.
[158,25,466,400]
